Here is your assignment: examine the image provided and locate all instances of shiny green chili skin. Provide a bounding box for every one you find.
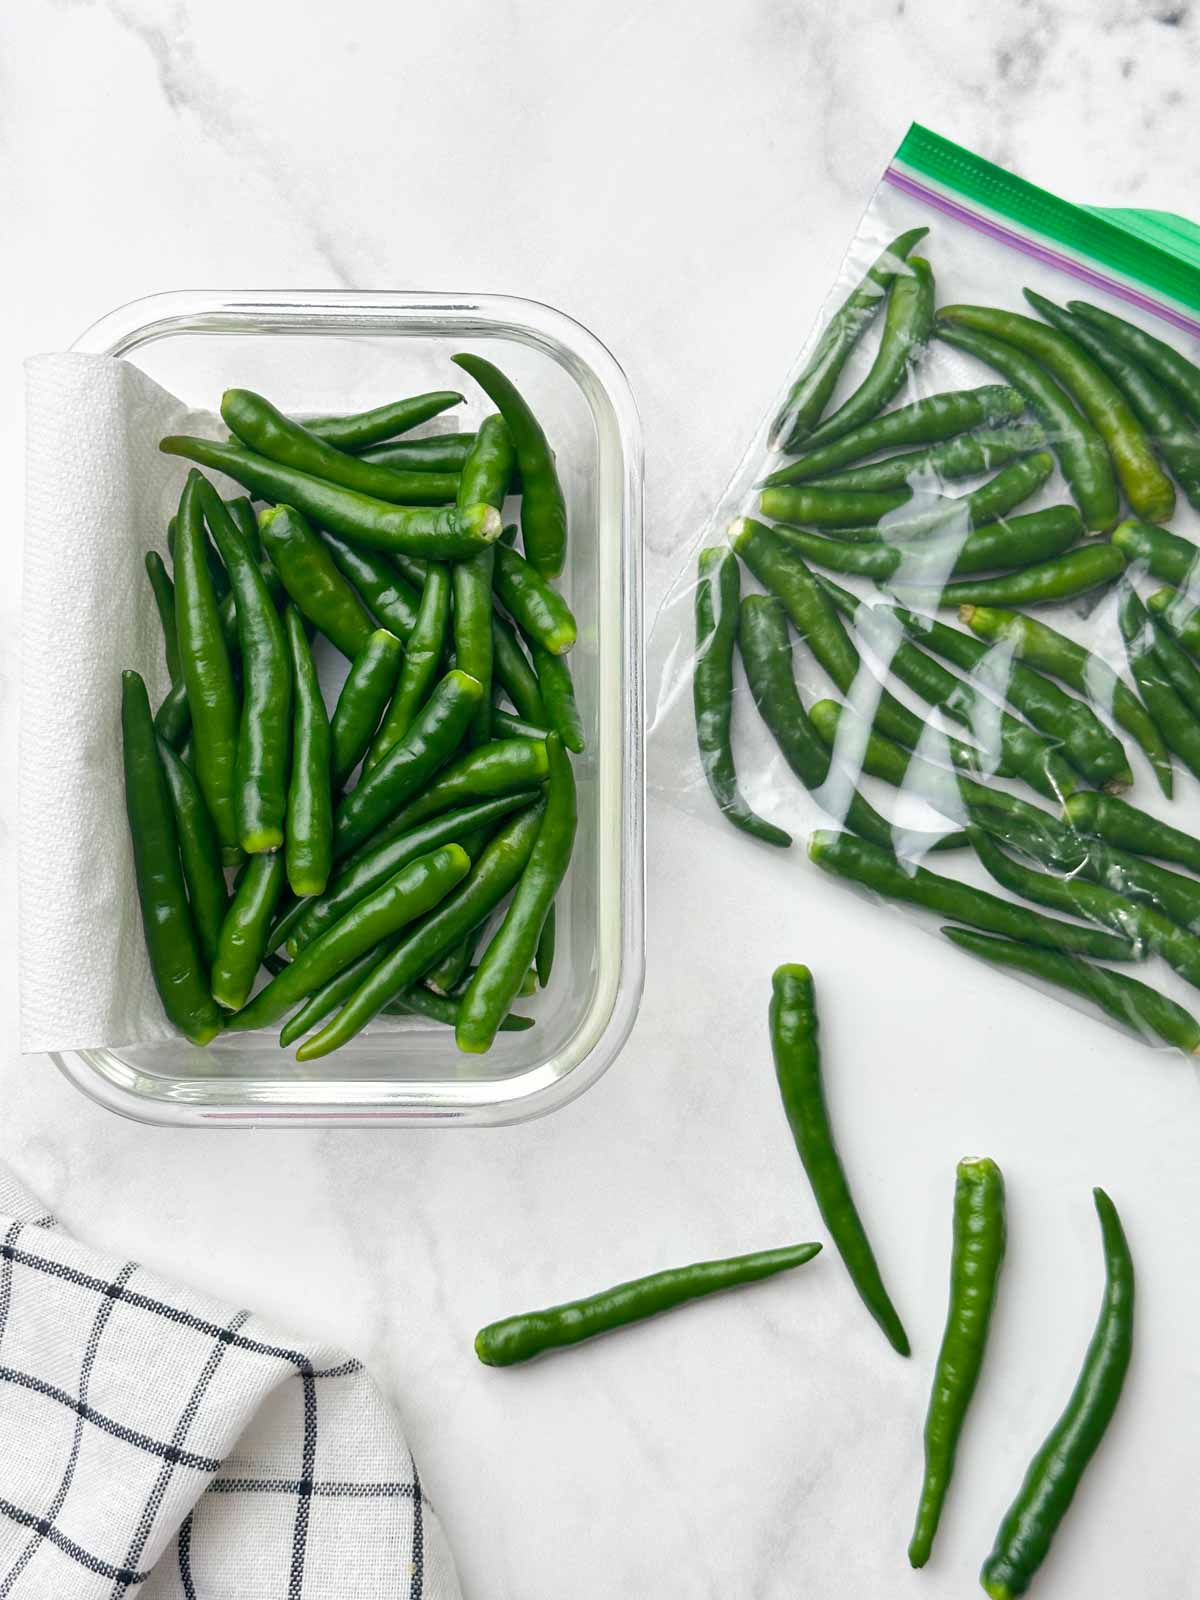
[475,1240,822,1367]
[1147,584,1200,659]
[368,562,452,766]
[1148,609,1200,719]
[808,830,1137,960]
[944,926,1200,1055]
[358,432,477,473]
[939,304,1174,523]
[319,532,420,641]
[1110,518,1200,589]
[533,643,584,755]
[306,390,464,450]
[771,228,930,451]
[802,422,1045,493]
[279,947,389,1046]
[535,900,556,987]
[456,734,577,1053]
[491,707,547,741]
[174,471,241,858]
[121,672,223,1044]
[901,544,1127,610]
[769,964,909,1354]
[200,480,292,853]
[765,384,1025,487]
[980,1189,1135,1600]
[935,321,1119,533]
[224,495,259,549]
[1118,582,1200,781]
[330,629,404,788]
[453,353,567,577]
[960,603,1174,799]
[423,927,481,997]
[157,735,229,970]
[1025,291,1200,511]
[168,504,229,600]
[385,983,534,1032]
[493,542,577,655]
[908,1157,1006,1569]
[454,416,514,746]
[1068,300,1200,421]
[145,551,181,683]
[492,612,549,726]
[800,256,936,451]
[771,507,1080,583]
[221,388,459,505]
[1065,790,1200,875]
[160,435,500,559]
[259,505,375,658]
[284,605,333,896]
[694,547,791,849]
[211,850,287,1012]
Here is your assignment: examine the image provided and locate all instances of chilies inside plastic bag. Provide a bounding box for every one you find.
[648,121,1200,1059]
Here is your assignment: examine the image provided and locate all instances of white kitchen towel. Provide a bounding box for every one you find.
[21,353,227,1055]
[0,1167,461,1599]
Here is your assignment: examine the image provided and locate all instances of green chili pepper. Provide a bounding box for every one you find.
[1148,608,1200,718]
[491,707,547,741]
[319,532,420,641]
[769,964,908,1354]
[765,385,1026,488]
[532,643,584,756]
[120,672,223,1044]
[475,1238,821,1367]
[385,983,534,1032]
[283,605,333,896]
[458,412,516,510]
[330,629,404,788]
[980,1188,1135,1599]
[367,562,452,767]
[1064,790,1200,875]
[224,495,259,548]
[808,830,1136,960]
[693,547,790,849]
[899,544,1127,610]
[174,472,241,859]
[935,321,1119,533]
[228,844,471,1031]
[305,390,464,450]
[1110,518,1200,589]
[944,927,1200,1055]
[908,1157,1006,1569]
[145,552,181,683]
[334,668,482,859]
[157,736,229,970]
[358,432,478,473]
[456,734,577,1053]
[939,304,1174,523]
[801,423,1046,494]
[771,229,930,451]
[278,947,389,1046]
[160,436,500,560]
[169,504,230,600]
[258,504,374,658]
[492,612,549,726]
[211,850,286,1012]
[453,415,514,747]
[535,901,556,987]
[296,805,545,1059]
[1117,582,1200,781]
[452,353,567,577]
[959,604,1174,798]
[492,542,576,656]
[423,926,481,997]
[199,481,292,853]
[1068,300,1200,420]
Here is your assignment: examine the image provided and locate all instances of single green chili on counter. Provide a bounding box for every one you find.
[493,542,577,656]
[161,436,501,560]
[980,1188,1134,1600]
[770,228,930,451]
[533,643,585,755]
[259,505,375,658]
[305,390,464,450]
[492,612,549,727]
[367,562,452,767]
[908,1157,1006,1569]
[1064,790,1200,876]
[319,531,420,641]
[898,544,1127,611]
[802,422,1045,494]
[456,734,577,1053]
[1110,519,1200,590]
[358,432,478,473]
[121,672,223,1044]
[769,964,908,1354]
[452,353,567,577]
[944,926,1200,1055]
[1117,582,1200,781]
[284,604,334,896]
[1068,300,1200,420]
[475,1239,822,1367]
[157,736,229,970]
[211,850,287,1012]
[935,321,1119,533]
[330,629,404,789]
[145,552,181,683]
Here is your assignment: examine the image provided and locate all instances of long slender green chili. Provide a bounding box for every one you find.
[475,1240,822,1367]
[358,432,478,473]
[1068,300,1200,420]
[535,900,556,987]
[259,505,375,658]
[456,734,577,1053]
[765,384,1025,487]
[943,927,1200,1055]
[801,424,1045,494]
[305,390,464,449]
[493,612,549,726]
[330,630,404,788]
[423,927,481,997]
[491,707,547,741]
[1064,791,1200,875]
[1148,608,1200,718]
[211,851,286,1012]
[367,563,452,767]
[385,983,535,1033]
[452,353,567,577]
[898,544,1127,610]
[769,964,909,1354]
[807,831,1137,960]
[1147,584,1200,658]
[224,495,259,549]
[160,436,500,559]
[168,506,229,600]
[121,673,222,1044]
[319,532,420,640]
[981,1189,1135,1599]
[532,643,584,755]
[145,552,181,683]
[493,542,576,655]
[1117,582,1200,780]
[935,321,1119,532]
[284,605,333,896]
[157,736,228,970]
[278,947,390,1047]
[1110,518,1200,590]
[454,415,514,746]
[908,1157,1006,1569]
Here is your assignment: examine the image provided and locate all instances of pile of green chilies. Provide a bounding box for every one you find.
[694,226,1200,1058]
[124,361,582,1058]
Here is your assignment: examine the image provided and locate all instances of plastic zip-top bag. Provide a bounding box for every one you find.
[649,123,1200,1059]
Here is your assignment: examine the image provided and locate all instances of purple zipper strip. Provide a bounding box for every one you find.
[884,166,1200,341]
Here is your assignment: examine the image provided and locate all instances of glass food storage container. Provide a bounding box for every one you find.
[53,290,644,1126]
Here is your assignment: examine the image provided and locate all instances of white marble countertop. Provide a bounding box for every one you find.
[5,3,1200,1595]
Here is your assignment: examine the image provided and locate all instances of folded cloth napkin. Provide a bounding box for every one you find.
[0,1168,461,1599]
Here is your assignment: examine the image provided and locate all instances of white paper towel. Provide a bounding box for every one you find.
[21,353,225,1053]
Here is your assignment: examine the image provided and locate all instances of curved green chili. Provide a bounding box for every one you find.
[160,436,500,559]
[771,507,1080,583]
[367,562,452,767]
[330,629,404,788]
[935,321,1119,532]
[358,432,477,473]
[284,605,333,896]
[533,644,584,755]
[145,552,180,683]
[802,423,1045,494]
[456,734,577,1053]
[452,353,567,577]
[1118,582,1200,781]
[454,415,514,747]
[493,612,549,726]
[769,964,908,1354]
[168,502,229,600]
[1148,608,1200,718]
[535,900,556,987]
[259,505,375,658]
[900,544,1127,610]
[493,542,576,655]
[1068,300,1200,420]
[908,1157,1006,1569]
[211,850,286,1012]
[319,532,420,641]
[1064,790,1200,875]
[1110,518,1200,589]
[386,983,534,1033]
[157,736,229,970]
[981,1189,1135,1599]
[770,227,929,450]
[121,672,222,1044]
[306,390,464,450]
